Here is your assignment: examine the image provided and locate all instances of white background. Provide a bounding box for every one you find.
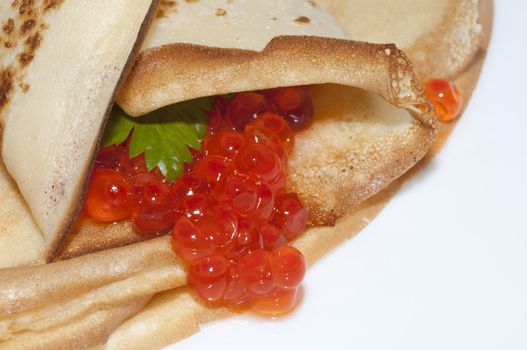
[167,2,527,349]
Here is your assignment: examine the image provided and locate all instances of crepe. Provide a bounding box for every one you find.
[0,0,426,262]
[0,0,159,260]
[0,0,490,349]
[99,1,491,349]
[317,0,483,80]
[60,0,436,260]
[0,157,44,267]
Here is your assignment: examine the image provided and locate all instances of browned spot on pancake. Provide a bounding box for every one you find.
[43,0,64,11]
[26,31,41,50]
[161,0,176,6]
[18,52,34,66]
[19,82,29,92]
[0,69,14,109]
[47,181,66,208]
[20,19,35,34]
[158,0,178,16]
[307,0,317,7]
[185,0,199,3]
[156,9,166,18]
[18,0,34,15]
[294,16,311,24]
[216,8,227,16]
[2,0,63,112]
[3,18,15,34]
[18,32,41,66]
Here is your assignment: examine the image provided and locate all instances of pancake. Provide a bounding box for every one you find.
[317,0,483,80]
[0,0,159,260]
[0,0,491,349]
[61,0,437,260]
[99,1,492,349]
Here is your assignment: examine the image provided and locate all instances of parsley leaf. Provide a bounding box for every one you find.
[221,93,236,100]
[101,97,212,181]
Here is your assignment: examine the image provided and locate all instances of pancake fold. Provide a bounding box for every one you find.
[0,0,490,349]
[0,0,159,260]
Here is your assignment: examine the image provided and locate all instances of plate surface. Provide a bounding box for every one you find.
[166,2,527,349]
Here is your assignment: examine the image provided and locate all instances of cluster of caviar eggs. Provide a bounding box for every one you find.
[84,86,314,314]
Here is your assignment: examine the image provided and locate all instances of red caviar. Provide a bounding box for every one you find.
[85,169,132,222]
[131,182,174,234]
[226,92,271,130]
[253,286,302,315]
[264,86,314,131]
[424,79,463,122]
[84,86,313,314]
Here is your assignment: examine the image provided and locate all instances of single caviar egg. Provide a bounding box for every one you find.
[424,79,463,122]
[202,130,247,159]
[131,182,174,235]
[248,112,295,154]
[85,168,132,222]
[226,92,271,130]
[270,246,306,289]
[188,255,230,303]
[238,249,275,295]
[273,193,308,240]
[270,86,313,131]
[252,287,302,316]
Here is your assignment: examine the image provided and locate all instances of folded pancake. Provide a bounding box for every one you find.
[0,52,435,350]
[1,295,151,350]
[59,0,436,260]
[0,157,44,268]
[98,1,491,349]
[0,0,159,260]
[317,0,483,80]
[0,0,491,349]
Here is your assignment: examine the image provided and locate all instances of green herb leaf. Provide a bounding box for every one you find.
[221,93,236,100]
[101,97,213,180]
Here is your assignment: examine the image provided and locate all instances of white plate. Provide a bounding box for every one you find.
[166,2,527,349]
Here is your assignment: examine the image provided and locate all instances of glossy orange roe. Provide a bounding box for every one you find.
[424,79,463,122]
[253,286,302,316]
[84,86,314,315]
